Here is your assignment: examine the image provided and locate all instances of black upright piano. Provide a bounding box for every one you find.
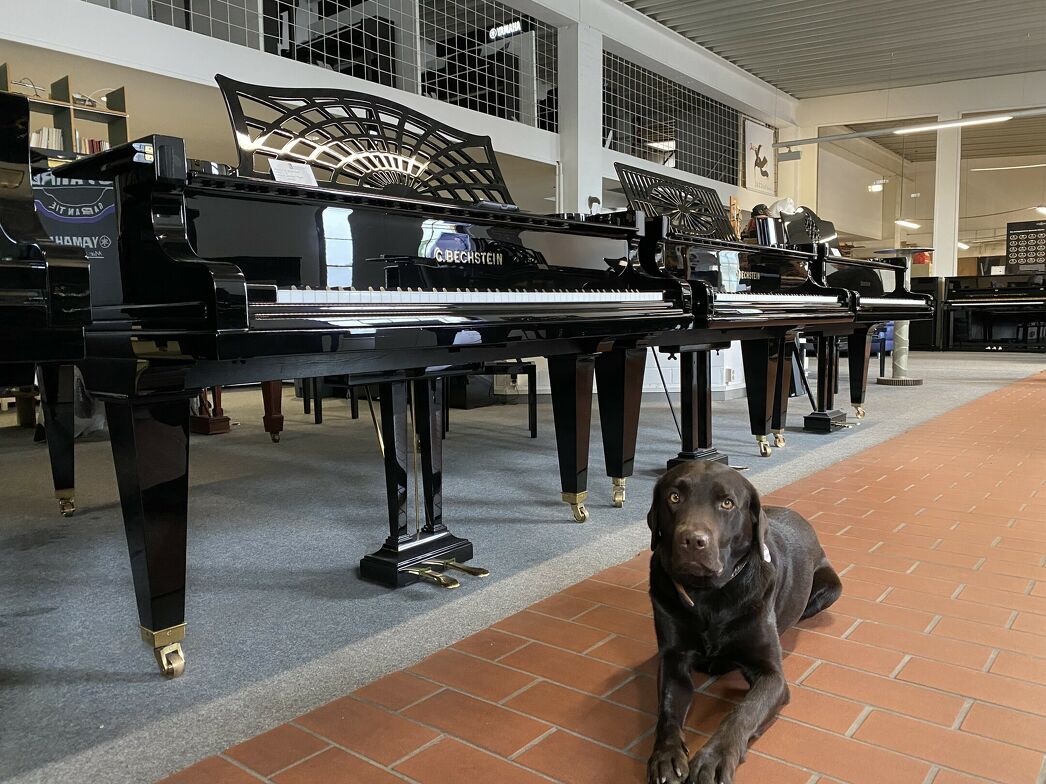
[0,92,91,516]
[944,274,1046,352]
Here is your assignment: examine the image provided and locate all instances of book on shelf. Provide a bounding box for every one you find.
[73,130,110,155]
[29,126,64,151]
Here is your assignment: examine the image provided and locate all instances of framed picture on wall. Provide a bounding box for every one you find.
[743,119,775,196]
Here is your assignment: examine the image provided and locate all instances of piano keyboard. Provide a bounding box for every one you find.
[859,297,930,307]
[950,299,1045,307]
[273,288,665,305]
[716,292,842,305]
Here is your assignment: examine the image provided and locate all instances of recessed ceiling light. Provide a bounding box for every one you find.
[1037,206,1046,216]
[895,219,921,229]
[957,241,971,250]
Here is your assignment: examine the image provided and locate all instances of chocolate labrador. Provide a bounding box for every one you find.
[646,460,841,784]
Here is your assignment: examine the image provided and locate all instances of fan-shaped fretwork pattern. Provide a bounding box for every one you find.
[215,74,514,206]
[615,162,734,241]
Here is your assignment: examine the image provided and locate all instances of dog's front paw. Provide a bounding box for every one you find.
[647,741,690,784]
[687,739,742,784]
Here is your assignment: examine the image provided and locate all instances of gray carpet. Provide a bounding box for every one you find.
[0,352,1041,783]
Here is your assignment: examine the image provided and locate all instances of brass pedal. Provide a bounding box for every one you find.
[405,567,460,589]
[422,559,490,578]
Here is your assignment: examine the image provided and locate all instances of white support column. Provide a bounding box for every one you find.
[932,120,962,277]
[557,22,603,213]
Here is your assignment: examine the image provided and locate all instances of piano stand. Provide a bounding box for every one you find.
[189,386,231,435]
[595,347,646,508]
[38,363,76,516]
[669,350,730,469]
[105,395,192,677]
[359,379,477,588]
[847,328,875,419]
[804,335,847,433]
[549,354,596,522]
[261,380,284,442]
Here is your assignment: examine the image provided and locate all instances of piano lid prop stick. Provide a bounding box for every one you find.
[364,387,384,457]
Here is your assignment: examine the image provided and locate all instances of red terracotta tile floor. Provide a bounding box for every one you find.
[160,374,1046,784]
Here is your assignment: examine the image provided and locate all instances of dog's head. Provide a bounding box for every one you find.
[647,461,768,587]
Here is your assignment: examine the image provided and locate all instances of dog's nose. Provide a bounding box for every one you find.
[682,531,710,551]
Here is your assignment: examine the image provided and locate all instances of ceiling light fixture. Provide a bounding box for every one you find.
[646,140,676,151]
[971,162,1046,172]
[957,241,971,250]
[895,219,921,229]
[1036,206,1046,216]
[893,115,1013,136]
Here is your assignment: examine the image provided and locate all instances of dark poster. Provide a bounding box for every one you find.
[31,172,121,306]
[1005,219,1046,274]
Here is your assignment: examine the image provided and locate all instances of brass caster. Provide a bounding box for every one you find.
[154,642,185,678]
[270,433,281,443]
[405,567,460,589]
[422,558,489,578]
[854,406,866,419]
[612,477,626,508]
[562,491,589,523]
[772,431,786,448]
[57,498,75,517]
[756,436,772,458]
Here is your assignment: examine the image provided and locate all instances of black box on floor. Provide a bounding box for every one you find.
[447,375,495,409]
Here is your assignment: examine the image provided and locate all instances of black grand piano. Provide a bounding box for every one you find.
[600,164,854,468]
[944,274,1046,352]
[32,76,697,676]
[0,92,91,516]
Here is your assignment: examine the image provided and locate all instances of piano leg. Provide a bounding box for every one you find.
[105,396,191,678]
[39,363,76,516]
[261,380,284,442]
[847,328,874,419]
[668,350,729,469]
[595,347,646,508]
[803,335,847,433]
[359,380,473,588]
[740,338,781,457]
[548,354,595,522]
[770,334,794,448]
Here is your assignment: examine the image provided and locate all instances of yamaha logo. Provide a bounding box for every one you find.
[435,248,504,265]
[488,20,523,40]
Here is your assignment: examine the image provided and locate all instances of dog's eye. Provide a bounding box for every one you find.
[668,492,681,504]
[720,498,735,510]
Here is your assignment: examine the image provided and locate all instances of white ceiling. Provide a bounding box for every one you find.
[616,0,1046,98]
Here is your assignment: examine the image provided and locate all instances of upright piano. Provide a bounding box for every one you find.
[0,92,91,515]
[944,274,1046,352]
[40,76,692,676]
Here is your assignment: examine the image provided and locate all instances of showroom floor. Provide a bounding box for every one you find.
[160,369,1046,784]
[1,353,1044,783]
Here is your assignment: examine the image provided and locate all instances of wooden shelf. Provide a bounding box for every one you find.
[2,63,128,162]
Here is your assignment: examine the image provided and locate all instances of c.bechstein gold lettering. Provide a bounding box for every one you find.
[434,248,504,265]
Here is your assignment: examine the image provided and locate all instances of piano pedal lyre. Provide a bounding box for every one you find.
[611,477,626,508]
[756,436,772,458]
[404,567,460,589]
[140,624,186,678]
[562,491,590,523]
[853,405,866,419]
[772,430,786,448]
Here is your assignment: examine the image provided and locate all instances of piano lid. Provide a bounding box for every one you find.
[215,74,515,208]
[614,162,735,241]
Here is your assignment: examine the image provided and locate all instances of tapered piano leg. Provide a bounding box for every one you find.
[804,335,847,433]
[595,347,646,508]
[847,327,874,419]
[359,380,472,588]
[39,363,76,516]
[771,334,794,448]
[261,380,284,442]
[740,338,781,457]
[668,350,729,469]
[548,354,595,522]
[105,396,191,678]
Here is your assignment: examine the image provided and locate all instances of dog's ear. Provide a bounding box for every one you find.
[749,486,772,563]
[646,497,662,551]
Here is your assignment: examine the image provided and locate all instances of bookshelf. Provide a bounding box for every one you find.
[1,63,128,164]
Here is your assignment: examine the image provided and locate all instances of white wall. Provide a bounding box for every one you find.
[816,148,885,240]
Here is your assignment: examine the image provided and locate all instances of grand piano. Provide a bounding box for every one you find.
[597,164,854,472]
[0,92,91,516]
[36,76,694,676]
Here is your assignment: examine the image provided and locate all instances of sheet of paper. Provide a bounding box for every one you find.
[269,159,318,187]
[990,265,1006,275]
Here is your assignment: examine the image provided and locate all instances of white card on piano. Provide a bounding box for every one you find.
[269,160,318,187]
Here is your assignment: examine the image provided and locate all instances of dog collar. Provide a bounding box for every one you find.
[671,545,771,608]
